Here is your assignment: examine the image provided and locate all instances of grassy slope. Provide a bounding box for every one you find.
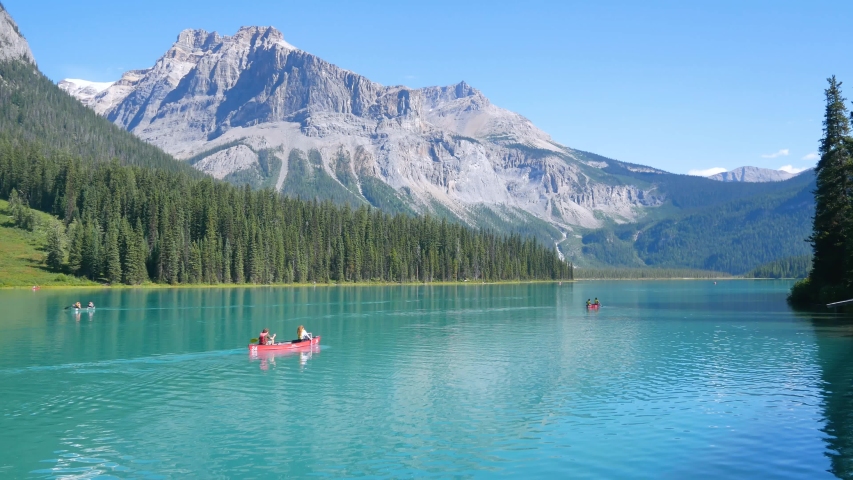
[0,200,95,287]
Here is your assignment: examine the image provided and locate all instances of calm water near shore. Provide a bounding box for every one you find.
[1,280,852,478]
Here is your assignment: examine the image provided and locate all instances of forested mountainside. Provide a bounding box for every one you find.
[0,60,196,174]
[566,154,815,273]
[0,138,569,284]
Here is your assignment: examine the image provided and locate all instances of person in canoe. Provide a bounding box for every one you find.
[259,328,276,345]
[87,302,95,308]
[594,298,600,306]
[296,325,312,342]
[586,299,591,307]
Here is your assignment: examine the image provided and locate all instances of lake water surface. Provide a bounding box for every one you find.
[1,281,853,478]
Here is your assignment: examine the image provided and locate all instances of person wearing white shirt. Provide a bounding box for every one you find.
[296,325,312,342]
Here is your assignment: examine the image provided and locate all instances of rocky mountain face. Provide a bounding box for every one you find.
[0,3,34,64]
[707,166,803,183]
[62,26,664,240]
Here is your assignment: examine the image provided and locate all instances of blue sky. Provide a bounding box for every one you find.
[4,0,851,174]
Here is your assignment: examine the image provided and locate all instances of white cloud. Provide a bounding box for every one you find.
[802,152,819,161]
[778,165,810,174]
[761,149,790,159]
[687,167,727,177]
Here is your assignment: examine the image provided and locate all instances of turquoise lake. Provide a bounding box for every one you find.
[1,280,852,478]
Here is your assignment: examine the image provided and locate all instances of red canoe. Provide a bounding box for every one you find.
[249,336,321,353]
[587,304,600,309]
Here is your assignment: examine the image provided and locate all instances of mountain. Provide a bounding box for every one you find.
[62,26,665,235]
[59,25,816,273]
[707,166,803,183]
[0,10,568,287]
[0,3,33,64]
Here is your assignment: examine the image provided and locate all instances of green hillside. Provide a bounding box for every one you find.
[575,172,814,274]
[0,60,197,174]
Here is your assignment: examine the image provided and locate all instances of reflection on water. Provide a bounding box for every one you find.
[803,313,853,479]
[252,345,321,371]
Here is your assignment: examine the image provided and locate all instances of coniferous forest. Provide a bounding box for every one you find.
[790,76,853,305]
[0,139,571,285]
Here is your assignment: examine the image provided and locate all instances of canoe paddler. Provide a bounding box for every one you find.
[594,298,600,306]
[259,328,276,345]
[586,299,591,307]
[87,302,95,308]
[296,325,312,342]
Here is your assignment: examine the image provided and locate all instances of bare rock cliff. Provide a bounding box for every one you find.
[0,3,34,64]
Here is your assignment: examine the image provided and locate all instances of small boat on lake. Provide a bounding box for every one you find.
[587,304,600,310]
[249,336,321,353]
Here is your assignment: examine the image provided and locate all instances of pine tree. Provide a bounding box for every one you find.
[808,76,853,292]
[81,221,101,280]
[105,223,122,284]
[222,238,232,284]
[67,220,84,274]
[123,220,148,284]
[45,221,64,271]
[233,240,245,283]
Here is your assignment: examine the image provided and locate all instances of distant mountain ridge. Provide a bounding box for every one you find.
[707,166,807,183]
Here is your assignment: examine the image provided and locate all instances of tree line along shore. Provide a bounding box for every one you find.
[0,139,572,286]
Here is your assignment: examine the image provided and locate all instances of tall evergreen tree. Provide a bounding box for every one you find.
[809,77,853,289]
[67,220,84,274]
[105,223,122,284]
[45,221,64,271]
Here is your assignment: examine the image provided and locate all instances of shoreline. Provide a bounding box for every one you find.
[0,277,800,290]
[0,279,573,290]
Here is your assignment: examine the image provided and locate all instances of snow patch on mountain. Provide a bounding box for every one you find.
[58,79,115,107]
